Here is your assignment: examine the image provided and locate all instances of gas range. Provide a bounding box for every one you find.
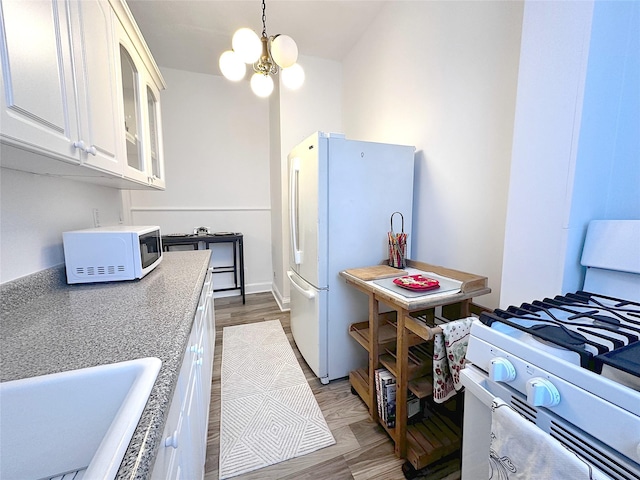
[480,290,640,392]
[464,290,640,479]
[460,220,640,479]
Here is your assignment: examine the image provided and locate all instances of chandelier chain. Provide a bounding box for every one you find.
[261,0,267,38]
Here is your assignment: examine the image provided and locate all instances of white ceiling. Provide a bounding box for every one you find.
[127,0,387,76]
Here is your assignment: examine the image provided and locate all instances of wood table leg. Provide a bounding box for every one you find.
[368,294,379,421]
[395,307,409,458]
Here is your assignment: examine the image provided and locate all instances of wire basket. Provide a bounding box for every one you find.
[388,212,407,269]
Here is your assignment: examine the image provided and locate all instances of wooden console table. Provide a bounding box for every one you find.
[339,260,490,475]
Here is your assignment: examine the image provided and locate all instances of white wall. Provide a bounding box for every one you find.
[125,67,273,294]
[500,1,594,307]
[0,167,122,283]
[268,77,284,306]
[563,0,640,293]
[501,0,640,307]
[342,1,523,308]
[270,55,343,308]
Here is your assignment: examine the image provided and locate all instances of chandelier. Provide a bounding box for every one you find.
[219,0,305,97]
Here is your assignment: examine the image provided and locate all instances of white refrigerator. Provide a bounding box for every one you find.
[287,132,415,384]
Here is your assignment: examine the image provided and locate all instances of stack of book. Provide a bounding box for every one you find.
[375,368,396,427]
[375,368,422,428]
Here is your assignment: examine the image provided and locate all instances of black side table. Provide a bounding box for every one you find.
[203,233,245,304]
[161,233,245,304]
[162,236,200,251]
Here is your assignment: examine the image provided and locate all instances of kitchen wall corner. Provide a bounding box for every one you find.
[125,67,273,296]
[270,54,343,309]
[342,1,523,309]
[0,167,122,284]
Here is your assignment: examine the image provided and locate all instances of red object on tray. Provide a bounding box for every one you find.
[393,275,440,291]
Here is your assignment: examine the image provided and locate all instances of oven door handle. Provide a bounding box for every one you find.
[460,366,497,407]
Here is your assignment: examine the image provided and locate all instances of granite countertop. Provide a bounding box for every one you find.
[0,250,212,479]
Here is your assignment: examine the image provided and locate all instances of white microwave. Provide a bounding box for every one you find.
[63,226,163,284]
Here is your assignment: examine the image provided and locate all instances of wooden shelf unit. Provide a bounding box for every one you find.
[348,311,400,350]
[349,368,370,409]
[406,410,462,470]
[379,345,433,381]
[340,260,490,473]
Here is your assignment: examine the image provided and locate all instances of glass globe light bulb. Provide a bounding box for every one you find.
[281,63,305,90]
[219,50,246,81]
[232,28,261,64]
[270,35,298,68]
[250,73,274,97]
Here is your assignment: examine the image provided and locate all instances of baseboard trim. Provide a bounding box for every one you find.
[271,283,290,312]
[212,281,272,300]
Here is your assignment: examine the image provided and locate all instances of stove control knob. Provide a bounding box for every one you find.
[489,358,516,382]
[526,378,560,407]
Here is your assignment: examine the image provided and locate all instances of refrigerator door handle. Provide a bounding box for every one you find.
[289,157,302,265]
[287,270,316,299]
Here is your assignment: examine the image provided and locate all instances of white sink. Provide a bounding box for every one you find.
[0,357,161,480]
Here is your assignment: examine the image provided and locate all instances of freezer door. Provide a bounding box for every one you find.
[288,133,328,288]
[287,270,328,383]
[326,136,415,275]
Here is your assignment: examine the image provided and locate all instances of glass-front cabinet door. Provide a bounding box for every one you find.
[119,44,147,183]
[115,17,165,189]
[146,84,164,188]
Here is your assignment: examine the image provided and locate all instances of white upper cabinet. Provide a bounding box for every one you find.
[146,82,165,189]
[0,0,166,189]
[114,15,165,189]
[0,0,81,163]
[117,29,147,185]
[69,0,121,175]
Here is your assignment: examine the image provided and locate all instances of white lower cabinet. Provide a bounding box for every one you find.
[152,269,214,480]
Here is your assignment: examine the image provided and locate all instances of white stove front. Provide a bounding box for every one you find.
[460,319,640,480]
[461,220,640,478]
[460,363,640,480]
[466,319,640,417]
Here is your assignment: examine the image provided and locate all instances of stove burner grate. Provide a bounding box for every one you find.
[480,311,596,370]
[529,324,587,346]
[591,314,621,327]
[481,290,640,374]
[516,301,638,350]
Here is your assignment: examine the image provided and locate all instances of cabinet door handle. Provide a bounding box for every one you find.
[165,431,178,449]
[72,141,97,156]
[190,345,204,356]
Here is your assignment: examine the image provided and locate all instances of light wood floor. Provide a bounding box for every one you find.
[204,293,462,480]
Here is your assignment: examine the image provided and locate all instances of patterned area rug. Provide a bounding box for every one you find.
[218,320,335,479]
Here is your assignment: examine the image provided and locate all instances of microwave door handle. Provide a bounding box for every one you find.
[289,157,302,265]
